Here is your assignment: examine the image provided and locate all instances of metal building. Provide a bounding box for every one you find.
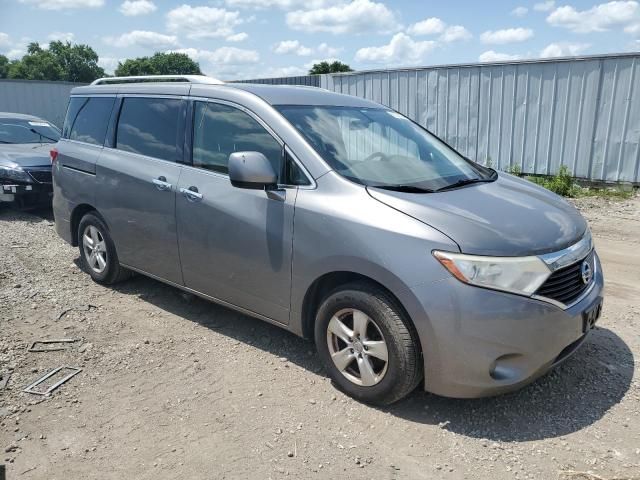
[0,79,81,128]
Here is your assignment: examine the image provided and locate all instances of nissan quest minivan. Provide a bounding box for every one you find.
[52,75,603,405]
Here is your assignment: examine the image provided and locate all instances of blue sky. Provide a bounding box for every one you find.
[1,0,639,79]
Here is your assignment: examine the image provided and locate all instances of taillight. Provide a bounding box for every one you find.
[50,148,58,164]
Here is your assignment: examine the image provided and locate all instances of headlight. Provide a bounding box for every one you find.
[0,165,32,183]
[433,250,551,296]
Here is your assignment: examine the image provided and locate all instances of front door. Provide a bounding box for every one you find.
[96,95,185,284]
[176,100,298,324]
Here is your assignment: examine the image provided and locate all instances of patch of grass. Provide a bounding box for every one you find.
[503,164,635,199]
[527,165,581,197]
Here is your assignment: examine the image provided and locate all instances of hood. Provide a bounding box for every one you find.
[367,173,587,256]
[0,143,53,168]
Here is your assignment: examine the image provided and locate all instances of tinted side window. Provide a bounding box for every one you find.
[64,96,114,146]
[192,102,282,176]
[116,97,182,161]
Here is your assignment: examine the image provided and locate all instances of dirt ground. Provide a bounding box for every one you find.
[1,194,639,480]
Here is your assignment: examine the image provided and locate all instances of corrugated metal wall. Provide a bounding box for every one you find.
[319,54,640,184]
[234,75,320,87]
[3,54,640,183]
[0,79,82,128]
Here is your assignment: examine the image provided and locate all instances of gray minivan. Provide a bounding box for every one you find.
[53,75,603,405]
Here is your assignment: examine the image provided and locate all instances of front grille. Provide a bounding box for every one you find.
[27,169,52,184]
[536,252,594,305]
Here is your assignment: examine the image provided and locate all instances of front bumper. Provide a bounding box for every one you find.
[1,182,52,204]
[410,251,604,398]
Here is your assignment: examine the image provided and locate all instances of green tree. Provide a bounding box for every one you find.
[8,43,63,80]
[48,41,104,82]
[7,41,104,82]
[0,54,9,78]
[115,52,202,76]
[308,60,353,75]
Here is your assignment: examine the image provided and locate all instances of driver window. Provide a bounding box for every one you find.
[192,101,282,176]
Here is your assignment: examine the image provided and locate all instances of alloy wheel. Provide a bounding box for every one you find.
[326,308,389,387]
[82,225,107,274]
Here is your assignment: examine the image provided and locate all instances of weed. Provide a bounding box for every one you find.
[501,164,635,199]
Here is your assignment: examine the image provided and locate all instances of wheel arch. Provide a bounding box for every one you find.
[70,204,107,246]
[300,271,417,346]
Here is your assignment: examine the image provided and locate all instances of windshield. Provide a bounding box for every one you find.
[276,105,494,191]
[0,118,61,144]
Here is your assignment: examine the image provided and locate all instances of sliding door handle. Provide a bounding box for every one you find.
[152,176,172,191]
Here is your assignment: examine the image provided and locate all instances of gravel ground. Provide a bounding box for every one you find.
[1,194,639,480]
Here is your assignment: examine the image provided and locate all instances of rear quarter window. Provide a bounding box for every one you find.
[63,96,115,146]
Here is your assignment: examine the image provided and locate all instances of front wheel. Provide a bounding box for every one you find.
[314,283,423,405]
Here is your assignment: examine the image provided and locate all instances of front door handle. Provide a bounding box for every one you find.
[152,176,172,191]
[180,186,203,201]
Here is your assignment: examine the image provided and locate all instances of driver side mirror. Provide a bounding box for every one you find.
[228,151,278,190]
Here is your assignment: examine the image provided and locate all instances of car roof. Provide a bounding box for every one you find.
[228,83,382,108]
[70,82,384,109]
[0,112,44,121]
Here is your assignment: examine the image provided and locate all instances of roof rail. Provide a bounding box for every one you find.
[90,75,224,86]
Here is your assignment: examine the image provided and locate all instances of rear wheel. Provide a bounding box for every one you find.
[78,212,130,285]
[314,282,422,405]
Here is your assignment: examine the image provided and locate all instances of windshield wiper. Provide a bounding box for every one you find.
[0,140,13,144]
[30,128,58,143]
[435,177,495,192]
[369,184,434,193]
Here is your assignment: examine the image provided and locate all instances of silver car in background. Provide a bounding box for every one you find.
[1,112,60,207]
[52,75,604,405]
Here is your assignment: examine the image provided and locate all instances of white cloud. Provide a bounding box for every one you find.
[407,18,471,43]
[18,0,103,9]
[47,32,75,42]
[104,30,179,49]
[166,5,243,39]
[226,32,248,42]
[512,6,528,17]
[263,65,308,77]
[534,0,555,12]
[407,17,446,36]
[171,47,259,65]
[119,0,156,16]
[225,0,337,8]
[98,56,120,74]
[440,25,472,42]
[539,42,590,57]
[273,40,312,56]
[625,22,640,34]
[355,33,437,64]
[480,27,533,44]
[0,33,11,48]
[272,39,341,57]
[6,48,26,59]
[547,1,639,33]
[286,0,399,34]
[478,50,522,62]
[317,42,342,56]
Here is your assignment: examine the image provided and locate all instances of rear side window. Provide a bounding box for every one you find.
[63,96,114,146]
[192,102,282,176]
[116,97,182,161]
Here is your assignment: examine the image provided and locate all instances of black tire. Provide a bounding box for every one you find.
[78,212,130,285]
[314,282,423,405]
